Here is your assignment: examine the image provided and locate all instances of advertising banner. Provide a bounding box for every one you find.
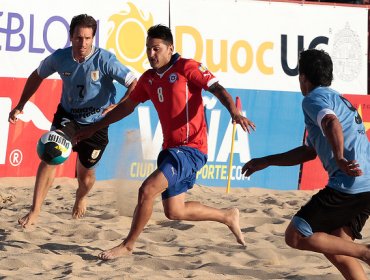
[0,0,169,177]
[0,0,169,77]
[1,0,369,191]
[0,78,77,177]
[99,87,305,190]
[171,0,368,95]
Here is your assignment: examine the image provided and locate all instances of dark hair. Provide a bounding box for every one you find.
[69,14,97,38]
[147,24,173,45]
[298,49,333,87]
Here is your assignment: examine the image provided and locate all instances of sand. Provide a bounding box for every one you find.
[0,177,369,279]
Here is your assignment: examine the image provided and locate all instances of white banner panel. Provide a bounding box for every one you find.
[171,0,368,94]
[0,0,169,78]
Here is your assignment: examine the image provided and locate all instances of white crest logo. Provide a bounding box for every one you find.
[332,22,362,82]
[169,73,178,83]
[91,71,99,82]
[91,149,101,159]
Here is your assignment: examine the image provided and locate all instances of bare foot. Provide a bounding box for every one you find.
[72,197,87,219]
[98,242,133,260]
[18,210,39,228]
[226,208,246,246]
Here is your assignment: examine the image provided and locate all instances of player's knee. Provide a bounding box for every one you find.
[163,207,182,220]
[325,253,348,265]
[285,224,300,249]
[77,173,95,189]
[138,183,157,202]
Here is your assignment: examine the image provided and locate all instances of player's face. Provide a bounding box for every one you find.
[299,73,313,96]
[70,26,94,62]
[299,73,307,96]
[146,37,174,73]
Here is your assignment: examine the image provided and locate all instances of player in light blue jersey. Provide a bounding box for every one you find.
[242,49,370,279]
[8,14,137,228]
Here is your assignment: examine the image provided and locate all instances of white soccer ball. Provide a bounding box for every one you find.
[36,130,72,165]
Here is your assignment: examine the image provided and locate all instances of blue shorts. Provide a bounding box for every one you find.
[157,147,207,200]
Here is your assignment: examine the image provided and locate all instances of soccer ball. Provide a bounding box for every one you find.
[36,130,72,165]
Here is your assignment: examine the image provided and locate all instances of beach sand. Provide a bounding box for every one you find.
[1,177,369,279]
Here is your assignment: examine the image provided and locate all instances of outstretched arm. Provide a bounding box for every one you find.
[102,79,138,115]
[242,145,317,177]
[208,82,256,133]
[8,70,44,123]
[321,114,362,176]
[73,97,139,143]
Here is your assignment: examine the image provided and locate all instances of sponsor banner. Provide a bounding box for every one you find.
[0,0,169,177]
[300,94,370,190]
[0,0,169,78]
[2,77,304,189]
[1,0,368,192]
[170,0,368,94]
[0,77,77,177]
[97,87,304,190]
[1,0,367,94]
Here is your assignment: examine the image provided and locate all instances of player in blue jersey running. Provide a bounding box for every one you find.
[242,49,370,279]
[8,14,137,228]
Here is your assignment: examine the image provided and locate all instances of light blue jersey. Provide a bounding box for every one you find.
[303,86,370,194]
[37,46,136,124]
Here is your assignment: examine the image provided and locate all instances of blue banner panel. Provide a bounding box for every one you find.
[96,86,304,190]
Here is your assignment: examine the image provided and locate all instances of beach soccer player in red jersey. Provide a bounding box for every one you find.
[74,24,256,260]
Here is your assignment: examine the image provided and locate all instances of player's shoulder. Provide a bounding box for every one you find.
[321,87,342,103]
[52,47,71,57]
[92,47,126,69]
[179,57,200,67]
[303,87,339,109]
[308,86,337,99]
[176,57,206,75]
[95,47,112,55]
[46,47,72,63]
[137,69,155,84]
[93,47,115,60]
[142,68,155,77]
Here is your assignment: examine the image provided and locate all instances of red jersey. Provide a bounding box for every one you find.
[129,54,218,155]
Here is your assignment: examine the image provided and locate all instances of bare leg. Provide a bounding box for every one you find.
[285,222,370,277]
[72,159,95,219]
[324,227,368,280]
[18,161,57,228]
[163,194,245,246]
[326,254,367,280]
[98,169,168,260]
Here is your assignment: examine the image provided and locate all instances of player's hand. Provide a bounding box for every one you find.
[337,158,363,177]
[242,158,269,177]
[233,114,256,133]
[72,126,96,145]
[102,104,117,115]
[8,107,23,124]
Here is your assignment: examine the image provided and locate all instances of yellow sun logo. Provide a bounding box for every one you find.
[106,2,153,74]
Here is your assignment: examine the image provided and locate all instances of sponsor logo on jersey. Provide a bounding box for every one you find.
[70,107,101,119]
